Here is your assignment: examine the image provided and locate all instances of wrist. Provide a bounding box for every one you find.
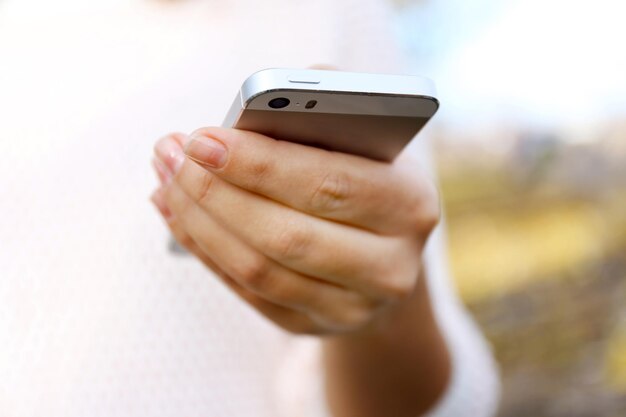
[321,270,452,417]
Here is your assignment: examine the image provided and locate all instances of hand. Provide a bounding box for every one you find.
[150,128,440,335]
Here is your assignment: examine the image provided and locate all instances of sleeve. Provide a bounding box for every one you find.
[274,336,332,417]
[422,225,502,417]
[404,122,502,417]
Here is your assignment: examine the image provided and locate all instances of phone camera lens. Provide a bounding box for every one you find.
[268,97,290,109]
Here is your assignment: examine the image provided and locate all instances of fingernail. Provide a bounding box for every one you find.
[185,134,227,169]
[155,136,185,175]
[152,158,171,185]
[150,189,173,220]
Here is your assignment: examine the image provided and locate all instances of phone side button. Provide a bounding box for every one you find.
[288,74,321,84]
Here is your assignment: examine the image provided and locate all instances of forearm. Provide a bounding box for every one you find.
[322,271,451,417]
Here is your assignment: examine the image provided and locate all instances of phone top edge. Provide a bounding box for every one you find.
[240,68,438,106]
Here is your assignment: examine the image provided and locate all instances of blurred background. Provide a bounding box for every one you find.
[395,0,626,415]
[1,0,624,416]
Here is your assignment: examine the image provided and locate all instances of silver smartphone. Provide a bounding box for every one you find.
[222,68,439,162]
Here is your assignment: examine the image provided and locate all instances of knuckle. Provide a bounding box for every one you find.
[248,159,274,190]
[333,305,373,330]
[269,219,313,260]
[234,255,273,290]
[308,171,352,213]
[311,295,376,331]
[273,279,307,307]
[379,273,416,301]
[409,179,441,235]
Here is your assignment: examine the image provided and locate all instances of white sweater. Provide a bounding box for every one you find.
[0,0,499,416]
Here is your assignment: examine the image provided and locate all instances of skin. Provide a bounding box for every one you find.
[150,127,451,416]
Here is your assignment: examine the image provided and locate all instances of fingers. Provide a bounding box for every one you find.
[150,130,426,334]
[151,187,222,272]
[151,133,385,333]
[183,127,438,235]
[163,179,379,330]
[222,279,325,336]
[154,133,189,175]
[173,159,420,300]
[151,187,325,334]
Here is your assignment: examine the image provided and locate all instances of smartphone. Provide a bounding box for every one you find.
[222,68,439,162]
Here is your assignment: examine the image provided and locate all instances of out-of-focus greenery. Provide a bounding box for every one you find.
[442,164,626,303]
[436,126,626,416]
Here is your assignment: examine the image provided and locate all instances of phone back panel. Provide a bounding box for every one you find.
[224,69,439,162]
[234,109,428,161]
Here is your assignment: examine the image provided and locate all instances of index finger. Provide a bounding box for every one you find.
[184,127,435,235]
